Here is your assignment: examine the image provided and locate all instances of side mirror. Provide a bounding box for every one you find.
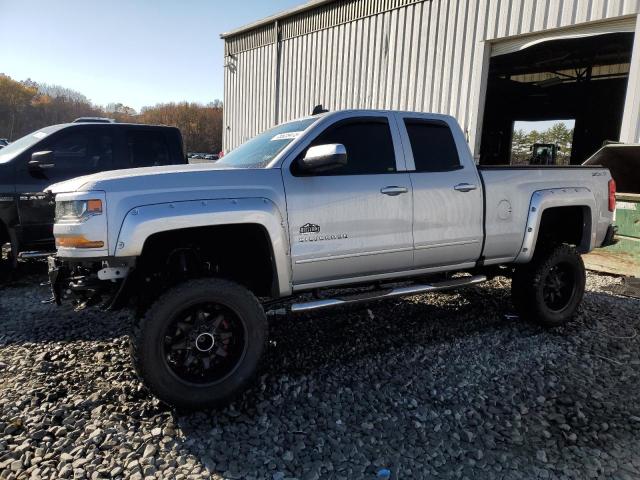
[29,151,55,172]
[299,144,347,173]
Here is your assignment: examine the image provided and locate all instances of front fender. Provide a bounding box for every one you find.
[114,197,292,296]
[515,188,596,264]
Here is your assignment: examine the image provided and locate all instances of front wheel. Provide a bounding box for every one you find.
[130,278,268,409]
[512,244,586,327]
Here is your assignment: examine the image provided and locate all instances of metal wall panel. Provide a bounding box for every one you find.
[223,43,277,149]
[621,14,640,144]
[223,0,640,151]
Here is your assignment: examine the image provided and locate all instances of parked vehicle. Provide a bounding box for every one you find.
[0,122,186,280]
[530,143,561,165]
[204,154,219,161]
[0,139,9,147]
[47,110,616,409]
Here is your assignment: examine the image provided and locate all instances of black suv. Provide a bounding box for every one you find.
[0,122,186,278]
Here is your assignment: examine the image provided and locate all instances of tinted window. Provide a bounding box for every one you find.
[0,124,67,164]
[50,131,113,176]
[303,119,396,175]
[127,131,171,167]
[405,120,461,172]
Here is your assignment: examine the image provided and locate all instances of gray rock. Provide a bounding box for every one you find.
[283,451,294,462]
[142,444,157,459]
[537,450,549,463]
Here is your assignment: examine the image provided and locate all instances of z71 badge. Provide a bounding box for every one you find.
[300,223,321,234]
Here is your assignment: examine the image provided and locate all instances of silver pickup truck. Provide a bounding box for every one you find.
[47,110,617,409]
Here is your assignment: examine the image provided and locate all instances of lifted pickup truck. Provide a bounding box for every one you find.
[47,110,617,409]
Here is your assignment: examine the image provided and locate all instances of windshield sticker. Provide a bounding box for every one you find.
[271,132,302,142]
[33,132,48,139]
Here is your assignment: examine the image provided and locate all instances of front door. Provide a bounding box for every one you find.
[282,114,414,288]
[396,114,484,269]
[14,127,114,249]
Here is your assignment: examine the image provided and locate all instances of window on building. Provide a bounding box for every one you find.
[404,120,461,172]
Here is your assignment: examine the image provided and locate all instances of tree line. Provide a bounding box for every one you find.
[511,122,574,165]
[0,74,223,153]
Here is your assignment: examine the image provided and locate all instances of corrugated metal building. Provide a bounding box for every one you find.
[221,0,640,165]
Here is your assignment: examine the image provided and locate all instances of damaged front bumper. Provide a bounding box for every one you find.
[48,255,136,310]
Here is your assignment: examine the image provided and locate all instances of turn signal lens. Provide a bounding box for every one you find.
[87,199,103,214]
[56,235,105,249]
[608,179,616,213]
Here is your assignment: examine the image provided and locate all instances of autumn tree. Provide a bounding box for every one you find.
[135,102,223,153]
[0,75,38,140]
[0,74,223,153]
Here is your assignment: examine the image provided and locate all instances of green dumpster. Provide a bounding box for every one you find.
[583,144,640,278]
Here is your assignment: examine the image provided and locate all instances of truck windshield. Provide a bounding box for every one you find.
[0,125,66,164]
[215,118,318,169]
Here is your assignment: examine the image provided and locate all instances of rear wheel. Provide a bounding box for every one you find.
[130,278,267,409]
[512,244,586,327]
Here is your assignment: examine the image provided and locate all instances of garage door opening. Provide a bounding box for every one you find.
[480,31,634,165]
[510,119,575,165]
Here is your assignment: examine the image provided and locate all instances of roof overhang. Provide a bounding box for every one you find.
[220,0,336,39]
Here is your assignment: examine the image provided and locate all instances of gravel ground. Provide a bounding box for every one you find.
[1,270,640,480]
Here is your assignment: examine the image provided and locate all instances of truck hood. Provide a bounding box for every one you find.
[46,164,278,195]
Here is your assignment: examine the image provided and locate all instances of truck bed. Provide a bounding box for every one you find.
[477,165,612,265]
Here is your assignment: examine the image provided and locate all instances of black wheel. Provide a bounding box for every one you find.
[130,278,267,409]
[512,244,586,327]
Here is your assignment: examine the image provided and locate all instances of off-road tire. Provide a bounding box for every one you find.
[130,278,268,410]
[512,243,586,327]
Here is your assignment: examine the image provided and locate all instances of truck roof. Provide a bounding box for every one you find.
[58,122,179,130]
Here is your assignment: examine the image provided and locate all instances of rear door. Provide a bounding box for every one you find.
[396,114,484,268]
[123,129,177,168]
[282,113,414,287]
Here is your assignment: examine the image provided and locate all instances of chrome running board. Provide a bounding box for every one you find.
[291,275,487,313]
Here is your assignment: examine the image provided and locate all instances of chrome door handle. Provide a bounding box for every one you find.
[381,186,409,196]
[454,183,478,193]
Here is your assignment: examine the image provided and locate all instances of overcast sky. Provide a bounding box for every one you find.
[0,0,301,111]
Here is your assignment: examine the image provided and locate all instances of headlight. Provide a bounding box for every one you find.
[55,199,103,223]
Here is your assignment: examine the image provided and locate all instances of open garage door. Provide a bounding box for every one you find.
[480,27,635,165]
